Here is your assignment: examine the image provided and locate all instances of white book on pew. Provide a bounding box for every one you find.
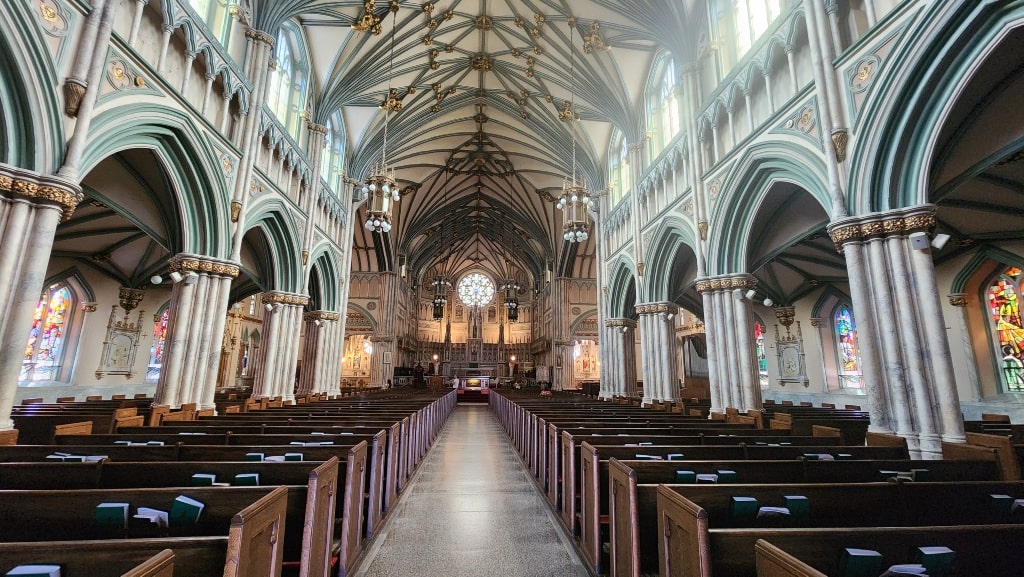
[5,565,61,577]
[83,455,108,462]
[339,432,354,435]
[264,455,286,461]
[633,454,662,460]
[756,506,790,519]
[134,506,168,528]
[880,564,928,576]
[695,473,718,483]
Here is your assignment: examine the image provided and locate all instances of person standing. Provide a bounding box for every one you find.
[451,375,460,389]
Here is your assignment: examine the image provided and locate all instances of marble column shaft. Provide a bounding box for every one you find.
[701,290,723,413]
[828,205,963,459]
[154,254,239,409]
[605,319,637,397]
[251,292,307,400]
[730,289,761,411]
[947,294,982,402]
[636,303,680,402]
[696,275,759,413]
[0,171,82,430]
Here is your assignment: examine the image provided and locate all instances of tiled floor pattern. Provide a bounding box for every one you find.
[351,404,591,577]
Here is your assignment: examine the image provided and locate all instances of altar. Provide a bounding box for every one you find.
[463,376,490,389]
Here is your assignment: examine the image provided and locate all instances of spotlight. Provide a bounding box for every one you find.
[264,303,274,312]
[763,298,774,308]
[666,312,675,320]
[745,289,757,301]
[932,233,951,250]
[150,275,163,285]
[183,271,199,285]
[169,271,184,283]
[909,232,930,251]
[231,302,242,310]
[314,319,322,327]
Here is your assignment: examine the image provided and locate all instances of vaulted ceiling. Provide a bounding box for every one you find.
[282,0,703,287]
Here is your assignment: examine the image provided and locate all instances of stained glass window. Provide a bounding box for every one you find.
[834,304,862,388]
[146,308,170,384]
[988,266,1024,392]
[754,320,768,388]
[457,273,495,308]
[21,283,72,381]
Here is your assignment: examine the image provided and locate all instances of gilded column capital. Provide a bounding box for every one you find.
[169,253,241,278]
[307,122,328,135]
[262,291,310,307]
[118,287,146,313]
[827,205,937,252]
[304,311,340,322]
[695,274,756,294]
[0,167,83,221]
[245,28,276,47]
[635,302,678,315]
[604,318,637,329]
[947,293,968,307]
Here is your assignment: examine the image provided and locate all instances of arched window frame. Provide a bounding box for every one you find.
[268,23,310,141]
[20,272,92,384]
[608,132,630,207]
[832,303,863,390]
[986,265,1024,393]
[319,115,346,195]
[709,0,784,77]
[753,315,768,389]
[646,55,681,159]
[187,0,237,47]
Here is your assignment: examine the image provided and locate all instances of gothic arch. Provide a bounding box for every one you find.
[607,257,638,319]
[851,1,1024,212]
[642,217,699,304]
[307,245,343,311]
[0,3,64,171]
[82,106,232,258]
[707,141,830,275]
[240,201,303,294]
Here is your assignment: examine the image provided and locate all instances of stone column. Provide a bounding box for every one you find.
[605,319,637,397]
[947,294,983,402]
[696,275,760,412]
[153,254,239,409]
[297,311,340,395]
[0,170,82,430]
[828,205,963,458]
[250,292,307,401]
[636,303,680,402]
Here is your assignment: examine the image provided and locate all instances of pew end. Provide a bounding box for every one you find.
[120,548,175,577]
[223,486,288,577]
[0,429,17,445]
[755,539,827,577]
[964,432,1021,481]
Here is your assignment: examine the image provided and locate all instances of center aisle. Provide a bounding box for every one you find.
[352,404,591,577]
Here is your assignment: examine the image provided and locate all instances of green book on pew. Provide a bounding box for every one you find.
[169,495,205,526]
[838,548,884,577]
[234,473,260,486]
[729,496,758,519]
[94,502,129,529]
[783,495,810,517]
[916,546,954,577]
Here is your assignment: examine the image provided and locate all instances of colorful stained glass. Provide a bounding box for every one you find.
[989,267,1024,392]
[21,283,71,381]
[834,305,862,388]
[457,273,495,308]
[754,321,768,388]
[146,308,169,384]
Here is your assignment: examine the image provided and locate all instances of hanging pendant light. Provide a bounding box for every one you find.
[557,17,592,243]
[362,2,401,233]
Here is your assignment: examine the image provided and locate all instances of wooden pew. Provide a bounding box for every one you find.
[0,540,227,577]
[121,548,175,577]
[0,486,287,577]
[607,457,1002,577]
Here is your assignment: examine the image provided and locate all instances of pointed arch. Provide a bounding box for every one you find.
[82,105,232,258]
[706,140,830,275]
[307,244,343,311]
[607,257,639,319]
[240,200,303,293]
[642,217,699,304]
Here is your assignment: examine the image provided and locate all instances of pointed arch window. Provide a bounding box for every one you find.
[608,135,630,207]
[647,58,681,157]
[710,0,783,74]
[146,306,170,384]
[267,24,309,141]
[754,318,768,388]
[833,304,862,389]
[988,266,1024,392]
[21,283,74,382]
[188,0,237,46]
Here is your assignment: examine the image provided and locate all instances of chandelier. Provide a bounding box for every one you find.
[556,17,592,244]
[431,277,451,321]
[362,3,401,233]
[502,280,521,322]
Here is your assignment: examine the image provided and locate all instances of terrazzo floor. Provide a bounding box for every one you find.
[351,404,592,577]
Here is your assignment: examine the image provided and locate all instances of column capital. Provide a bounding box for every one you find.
[0,167,82,221]
[635,302,678,315]
[307,122,329,136]
[827,204,936,252]
[947,293,968,307]
[262,291,309,307]
[694,273,756,294]
[605,318,637,329]
[245,28,276,47]
[303,310,340,322]
[170,253,240,277]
